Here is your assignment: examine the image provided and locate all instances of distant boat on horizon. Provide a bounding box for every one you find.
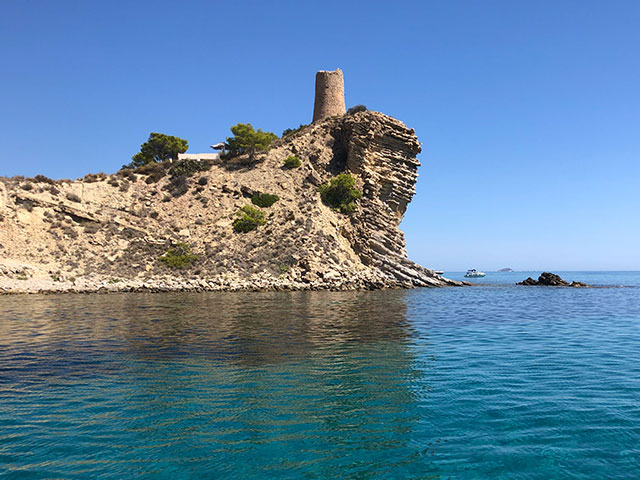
[465,269,486,278]
[435,270,444,275]
[498,268,514,272]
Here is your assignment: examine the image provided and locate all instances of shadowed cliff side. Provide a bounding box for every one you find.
[0,111,463,293]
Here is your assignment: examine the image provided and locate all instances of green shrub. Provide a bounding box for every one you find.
[164,175,189,198]
[136,162,163,174]
[283,155,301,169]
[318,173,363,214]
[168,158,212,177]
[128,132,189,168]
[34,174,56,184]
[18,199,34,212]
[251,193,279,208]
[66,192,81,203]
[62,226,78,238]
[347,104,368,115]
[232,205,266,233]
[117,169,137,181]
[84,222,100,234]
[158,242,199,269]
[83,173,106,183]
[137,161,167,183]
[225,123,278,159]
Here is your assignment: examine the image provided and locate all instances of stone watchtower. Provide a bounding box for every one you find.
[312,69,346,122]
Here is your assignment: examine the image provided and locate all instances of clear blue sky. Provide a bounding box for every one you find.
[1,1,638,271]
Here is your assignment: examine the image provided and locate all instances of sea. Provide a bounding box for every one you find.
[1,271,639,479]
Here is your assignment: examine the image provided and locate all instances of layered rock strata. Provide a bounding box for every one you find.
[0,111,463,293]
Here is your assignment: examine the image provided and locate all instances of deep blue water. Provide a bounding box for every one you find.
[1,272,639,479]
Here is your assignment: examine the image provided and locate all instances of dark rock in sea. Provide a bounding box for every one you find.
[537,272,569,286]
[517,272,590,287]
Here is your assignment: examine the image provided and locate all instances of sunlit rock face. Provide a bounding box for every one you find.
[0,111,462,293]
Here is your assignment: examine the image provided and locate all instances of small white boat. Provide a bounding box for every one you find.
[464,269,486,278]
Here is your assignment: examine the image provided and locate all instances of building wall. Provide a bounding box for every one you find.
[177,153,220,161]
[312,69,346,122]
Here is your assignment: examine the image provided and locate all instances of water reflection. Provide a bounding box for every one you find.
[0,291,440,478]
[5,283,638,478]
[0,290,415,366]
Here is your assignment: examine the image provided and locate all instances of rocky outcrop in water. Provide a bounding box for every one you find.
[0,111,463,293]
[517,272,589,287]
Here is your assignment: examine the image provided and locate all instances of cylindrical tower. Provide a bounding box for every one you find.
[312,69,346,122]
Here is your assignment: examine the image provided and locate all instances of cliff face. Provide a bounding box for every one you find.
[0,111,462,293]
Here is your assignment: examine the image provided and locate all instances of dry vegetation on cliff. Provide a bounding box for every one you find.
[0,111,462,293]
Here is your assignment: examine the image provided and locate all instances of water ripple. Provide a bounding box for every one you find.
[1,275,640,478]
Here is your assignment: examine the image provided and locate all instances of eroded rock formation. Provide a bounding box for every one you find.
[517,272,589,287]
[0,111,463,293]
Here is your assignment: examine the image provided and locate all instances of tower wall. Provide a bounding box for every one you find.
[312,69,346,122]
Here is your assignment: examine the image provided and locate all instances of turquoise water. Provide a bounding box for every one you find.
[1,272,639,479]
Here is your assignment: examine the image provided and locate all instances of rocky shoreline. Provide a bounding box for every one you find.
[0,270,462,295]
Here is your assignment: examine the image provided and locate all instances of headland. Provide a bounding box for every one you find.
[0,70,463,294]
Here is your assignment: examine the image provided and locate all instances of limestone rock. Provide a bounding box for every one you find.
[0,111,463,293]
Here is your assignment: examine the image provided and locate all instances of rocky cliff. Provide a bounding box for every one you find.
[0,111,462,293]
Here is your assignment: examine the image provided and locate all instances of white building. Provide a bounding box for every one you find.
[176,153,220,161]
[175,142,227,162]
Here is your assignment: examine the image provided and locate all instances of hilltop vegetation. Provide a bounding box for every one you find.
[128,133,188,168]
[225,123,278,160]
